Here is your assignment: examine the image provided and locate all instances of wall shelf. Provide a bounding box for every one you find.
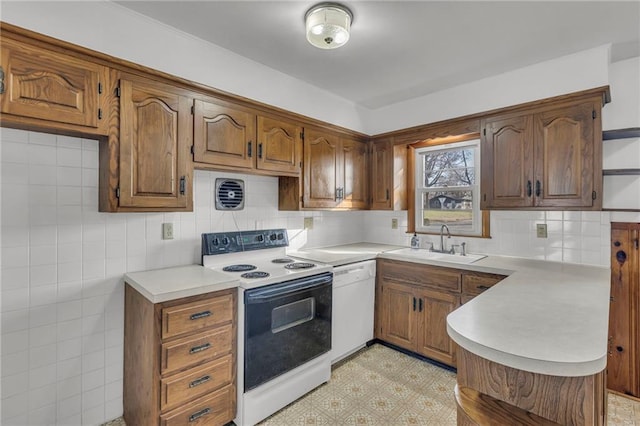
[603,169,640,176]
[603,127,640,140]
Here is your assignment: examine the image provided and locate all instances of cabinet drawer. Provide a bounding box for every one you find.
[162,294,234,340]
[161,324,233,375]
[160,384,234,426]
[161,353,233,412]
[462,274,505,296]
[379,259,461,292]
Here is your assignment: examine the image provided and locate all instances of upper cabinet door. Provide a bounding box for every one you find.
[0,37,106,131]
[303,128,340,208]
[370,140,393,210]
[193,99,256,169]
[481,115,534,209]
[340,137,369,209]
[257,116,302,174]
[534,101,598,208]
[119,77,192,209]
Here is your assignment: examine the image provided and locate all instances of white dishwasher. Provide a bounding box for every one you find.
[331,260,376,363]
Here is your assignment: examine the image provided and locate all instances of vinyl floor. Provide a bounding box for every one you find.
[106,343,640,425]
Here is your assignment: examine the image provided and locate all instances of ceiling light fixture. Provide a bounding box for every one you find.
[305,3,353,50]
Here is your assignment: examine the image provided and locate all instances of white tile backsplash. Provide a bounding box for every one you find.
[0,128,623,424]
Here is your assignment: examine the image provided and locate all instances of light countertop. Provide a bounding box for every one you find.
[288,243,404,266]
[124,265,239,303]
[379,248,610,377]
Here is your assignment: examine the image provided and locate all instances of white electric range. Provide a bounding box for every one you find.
[201,229,333,426]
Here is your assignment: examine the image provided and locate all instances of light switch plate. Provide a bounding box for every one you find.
[304,217,314,230]
[536,223,547,238]
[391,218,398,229]
[162,223,174,240]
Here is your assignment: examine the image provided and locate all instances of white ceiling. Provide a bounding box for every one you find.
[115,1,640,110]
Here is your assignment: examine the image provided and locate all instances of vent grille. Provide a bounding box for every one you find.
[215,178,245,210]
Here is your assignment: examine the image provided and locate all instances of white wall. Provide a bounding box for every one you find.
[0,128,364,426]
[0,1,369,134]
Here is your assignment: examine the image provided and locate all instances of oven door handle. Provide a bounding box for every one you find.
[245,272,333,304]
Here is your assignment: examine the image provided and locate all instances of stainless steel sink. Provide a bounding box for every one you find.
[386,248,486,264]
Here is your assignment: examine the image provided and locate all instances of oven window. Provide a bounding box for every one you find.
[272,297,315,333]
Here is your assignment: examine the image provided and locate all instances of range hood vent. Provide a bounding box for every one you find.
[215,178,245,210]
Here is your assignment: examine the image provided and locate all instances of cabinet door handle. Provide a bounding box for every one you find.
[189,375,211,388]
[189,408,211,422]
[477,285,491,291]
[189,342,211,354]
[535,180,541,197]
[0,66,5,95]
[179,176,186,195]
[527,180,532,197]
[190,310,212,320]
[248,141,252,158]
[418,298,423,312]
[258,143,263,159]
[412,297,416,311]
[386,189,390,200]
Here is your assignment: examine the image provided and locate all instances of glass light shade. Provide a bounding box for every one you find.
[305,4,352,49]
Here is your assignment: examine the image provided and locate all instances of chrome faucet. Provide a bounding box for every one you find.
[440,224,451,253]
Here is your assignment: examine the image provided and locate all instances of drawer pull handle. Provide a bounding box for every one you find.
[189,407,211,422]
[189,343,211,354]
[476,285,491,290]
[190,311,212,320]
[189,375,211,388]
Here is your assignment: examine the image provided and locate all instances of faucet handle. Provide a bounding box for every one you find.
[450,245,459,255]
[426,242,434,251]
[461,242,467,256]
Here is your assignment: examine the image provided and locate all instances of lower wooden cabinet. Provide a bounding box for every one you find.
[375,259,506,367]
[608,222,640,397]
[124,286,237,426]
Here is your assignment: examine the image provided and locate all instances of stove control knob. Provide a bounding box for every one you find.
[256,235,264,242]
[277,233,284,240]
[212,238,220,246]
[221,237,230,245]
[269,233,277,241]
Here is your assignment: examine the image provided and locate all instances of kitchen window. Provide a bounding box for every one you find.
[414,139,484,236]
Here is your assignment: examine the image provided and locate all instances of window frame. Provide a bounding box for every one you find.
[407,135,491,238]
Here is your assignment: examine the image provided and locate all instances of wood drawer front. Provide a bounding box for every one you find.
[380,260,461,292]
[161,354,233,412]
[161,324,233,375]
[462,274,505,296]
[160,384,234,426]
[162,294,234,340]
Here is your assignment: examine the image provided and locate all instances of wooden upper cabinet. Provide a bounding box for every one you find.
[257,116,302,174]
[481,115,534,208]
[118,76,193,210]
[303,128,340,208]
[0,37,107,133]
[194,98,302,176]
[193,99,255,169]
[481,96,602,210]
[534,101,598,208]
[340,137,368,209]
[370,138,407,211]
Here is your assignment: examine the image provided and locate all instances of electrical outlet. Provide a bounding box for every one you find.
[391,218,398,229]
[304,217,314,230]
[536,223,547,238]
[162,223,174,240]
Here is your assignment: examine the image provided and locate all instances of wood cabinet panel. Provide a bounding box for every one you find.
[379,259,461,292]
[0,37,106,131]
[193,99,255,169]
[416,288,458,365]
[379,281,416,350]
[608,223,640,397]
[462,273,505,296]
[340,137,368,209]
[119,76,192,210]
[160,384,235,426]
[371,140,393,209]
[257,116,302,174]
[303,129,340,208]
[160,354,233,412]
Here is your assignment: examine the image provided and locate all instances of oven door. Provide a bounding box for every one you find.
[244,272,332,391]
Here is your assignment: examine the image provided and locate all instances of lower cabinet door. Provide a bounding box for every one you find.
[379,282,416,350]
[160,384,235,426]
[416,289,459,366]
